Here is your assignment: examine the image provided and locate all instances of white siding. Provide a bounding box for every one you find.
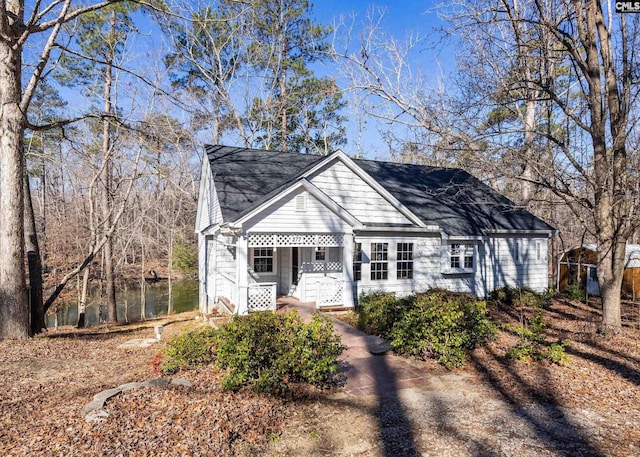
[352,233,550,301]
[244,188,352,233]
[198,233,208,313]
[214,234,238,303]
[310,160,413,225]
[476,236,549,295]
[196,159,223,232]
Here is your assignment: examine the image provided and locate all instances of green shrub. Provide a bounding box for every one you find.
[356,291,403,339]
[546,341,571,364]
[562,284,586,302]
[214,311,345,393]
[503,309,571,365]
[489,286,549,309]
[356,289,495,369]
[172,241,198,279]
[162,326,218,374]
[389,291,495,369]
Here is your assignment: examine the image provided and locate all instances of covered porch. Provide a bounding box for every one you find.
[232,232,355,314]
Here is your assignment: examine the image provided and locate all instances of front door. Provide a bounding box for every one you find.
[292,247,299,286]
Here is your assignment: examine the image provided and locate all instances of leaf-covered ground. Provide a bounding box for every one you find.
[1,300,639,456]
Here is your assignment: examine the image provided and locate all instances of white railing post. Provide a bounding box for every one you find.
[236,234,249,315]
[270,283,277,311]
[342,234,354,308]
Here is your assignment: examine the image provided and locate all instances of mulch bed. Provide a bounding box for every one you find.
[0,316,289,456]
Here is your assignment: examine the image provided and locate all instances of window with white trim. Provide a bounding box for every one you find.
[450,243,474,271]
[253,247,274,273]
[353,243,362,281]
[315,246,326,261]
[370,243,388,280]
[536,241,542,261]
[397,242,414,279]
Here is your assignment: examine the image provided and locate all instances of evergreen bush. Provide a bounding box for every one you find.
[214,311,345,393]
[163,311,345,394]
[162,326,218,374]
[356,289,495,369]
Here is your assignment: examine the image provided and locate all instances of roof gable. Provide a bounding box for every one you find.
[240,180,361,232]
[306,153,422,227]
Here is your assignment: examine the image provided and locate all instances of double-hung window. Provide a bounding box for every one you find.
[370,243,388,280]
[450,243,474,271]
[397,242,414,279]
[253,247,274,273]
[353,243,363,281]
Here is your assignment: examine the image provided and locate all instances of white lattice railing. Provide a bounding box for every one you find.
[248,233,344,247]
[248,283,277,312]
[307,261,343,273]
[316,279,344,307]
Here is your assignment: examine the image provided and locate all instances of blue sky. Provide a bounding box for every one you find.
[33,1,456,159]
[310,1,456,158]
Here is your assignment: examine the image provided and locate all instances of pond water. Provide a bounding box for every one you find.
[47,280,199,328]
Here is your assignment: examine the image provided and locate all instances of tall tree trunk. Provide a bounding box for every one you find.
[102,11,117,324]
[77,267,90,328]
[520,97,537,206]
[279,68,287,151]
[140,242,146,320]
[0,23,30,339]
[167,228,173,315]
[24,166,45,335]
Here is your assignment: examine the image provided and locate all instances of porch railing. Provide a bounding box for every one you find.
[218,272,237,304]
[316,278,344,307]
[248,283,277,312]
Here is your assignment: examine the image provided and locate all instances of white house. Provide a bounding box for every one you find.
[196,145,554,315]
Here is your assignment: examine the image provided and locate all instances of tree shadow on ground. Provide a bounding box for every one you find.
[469,346,606,456]
[368,354,418,457]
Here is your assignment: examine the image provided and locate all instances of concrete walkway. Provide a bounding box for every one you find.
[278,299,431,396]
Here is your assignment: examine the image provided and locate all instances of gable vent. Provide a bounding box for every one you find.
[295,194,307,212]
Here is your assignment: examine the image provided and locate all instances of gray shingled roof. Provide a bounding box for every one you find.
[355,159,554,236]
[206,145,323,222]
[206,145,554,236]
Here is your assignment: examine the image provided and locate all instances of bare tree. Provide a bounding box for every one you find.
[0,0,133,339]
[448,0,640,333]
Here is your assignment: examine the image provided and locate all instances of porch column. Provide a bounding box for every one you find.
[342,233,355,307]
[236,233,249,315]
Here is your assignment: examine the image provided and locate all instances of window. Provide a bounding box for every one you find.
[450,243,474,271]
[536,241,542,261]
[353,243,362,281]
[371,243,388,280]
[315,246,326,261]
[253,247,274,273]
[397,243,414,279]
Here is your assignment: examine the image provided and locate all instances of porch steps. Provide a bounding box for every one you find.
[216,297,235,315]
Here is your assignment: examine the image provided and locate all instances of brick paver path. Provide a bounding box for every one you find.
[278,298,431,396]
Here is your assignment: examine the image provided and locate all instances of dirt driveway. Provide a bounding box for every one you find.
[268,366,633,457]
[268,299,640,457]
